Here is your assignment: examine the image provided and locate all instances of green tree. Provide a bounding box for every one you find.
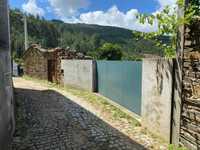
[136,0,199,57]
[96,43,123,60]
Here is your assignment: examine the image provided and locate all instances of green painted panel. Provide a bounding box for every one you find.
[97,61,142,115]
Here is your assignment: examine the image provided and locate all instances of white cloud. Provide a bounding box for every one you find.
[76,0,177,32]
[153,0,177,19]
[48,0,89,19]
[79,6,158,32]
[22,0,45,17]
[157,0,176,9]
[45,0,176,32]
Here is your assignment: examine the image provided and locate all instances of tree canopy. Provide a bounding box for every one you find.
[94,43,123,60]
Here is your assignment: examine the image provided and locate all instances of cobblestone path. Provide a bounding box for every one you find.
[12,78,146,150]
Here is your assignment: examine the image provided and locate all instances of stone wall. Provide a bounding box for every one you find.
[24,50,48,80]
[141,58,174,142]
[180,20,200,150]
[0,0,15,149]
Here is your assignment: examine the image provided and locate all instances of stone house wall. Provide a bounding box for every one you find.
[180,19,200,149]
[24,49,48,80]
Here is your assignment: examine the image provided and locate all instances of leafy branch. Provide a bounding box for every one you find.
[136,0,199,58]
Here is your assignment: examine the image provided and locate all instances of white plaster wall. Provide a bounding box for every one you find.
[61,60,94,91]
[142,58,173,142]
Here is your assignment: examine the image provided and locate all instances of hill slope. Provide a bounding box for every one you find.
[10,9,163,60]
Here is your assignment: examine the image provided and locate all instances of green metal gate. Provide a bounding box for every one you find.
[96,61,142,115]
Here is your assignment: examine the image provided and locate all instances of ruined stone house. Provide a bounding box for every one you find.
[23,44,90,83]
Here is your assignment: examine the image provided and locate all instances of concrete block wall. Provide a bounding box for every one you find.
[0,0,15,149]
[61,60,95,92]
[141,59,174,142]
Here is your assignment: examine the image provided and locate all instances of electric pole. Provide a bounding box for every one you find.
[24,14,28,50]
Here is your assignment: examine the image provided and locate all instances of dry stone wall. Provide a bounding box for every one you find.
[180,20,200,150]
[24,50,48,80]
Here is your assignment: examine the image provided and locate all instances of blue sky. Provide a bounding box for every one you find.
[9,0,176,32]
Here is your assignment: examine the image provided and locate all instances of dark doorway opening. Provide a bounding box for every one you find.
[48,60,56,82]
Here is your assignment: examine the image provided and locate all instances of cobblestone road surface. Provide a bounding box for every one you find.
[12,78,147,150]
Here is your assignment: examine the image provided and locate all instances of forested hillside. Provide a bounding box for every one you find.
[10,9,164,61]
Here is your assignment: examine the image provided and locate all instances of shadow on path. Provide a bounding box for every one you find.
[12,88,147,150]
